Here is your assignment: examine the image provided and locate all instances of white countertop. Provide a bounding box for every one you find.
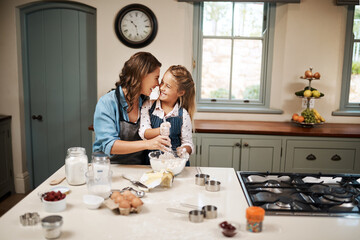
[0,165,359,240]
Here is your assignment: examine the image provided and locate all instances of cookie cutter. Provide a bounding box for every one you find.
[20,212,40,226]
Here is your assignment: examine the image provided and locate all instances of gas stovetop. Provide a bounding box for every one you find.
[236,171,360,217]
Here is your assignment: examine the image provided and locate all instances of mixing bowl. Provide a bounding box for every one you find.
[149,150,188,175]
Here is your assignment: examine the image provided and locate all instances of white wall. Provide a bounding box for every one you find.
[0,0,359,193]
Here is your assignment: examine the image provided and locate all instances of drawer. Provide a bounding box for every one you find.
[285,140,359,173]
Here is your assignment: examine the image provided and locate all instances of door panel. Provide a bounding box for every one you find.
[200,136,240,170]
[22,3,96,187]
[240,139,282,172]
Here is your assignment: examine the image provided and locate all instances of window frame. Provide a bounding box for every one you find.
[333,5,360,116]
[192,2,281,113]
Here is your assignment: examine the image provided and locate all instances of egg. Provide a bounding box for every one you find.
[122,190,136,200]
[114,195,124,203]
[111,191,121,200]
[119,200,131,209]
[131,197,143,208]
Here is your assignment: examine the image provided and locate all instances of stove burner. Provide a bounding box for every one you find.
[265,180,281,187]
[237,171,360,217]
[275,196,292,209]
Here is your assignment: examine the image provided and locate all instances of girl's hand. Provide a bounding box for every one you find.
[160,122,171,136]
[146,135,172,152]
[176,147,189,158]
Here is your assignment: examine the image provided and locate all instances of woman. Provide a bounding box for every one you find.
[93,52,171,164]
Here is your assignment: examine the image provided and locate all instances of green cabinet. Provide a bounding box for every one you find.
[241,138,282,172]
[193,133,282,171]
[284,137,360,173]
[191,133,360,174]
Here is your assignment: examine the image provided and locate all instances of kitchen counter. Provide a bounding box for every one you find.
[0,165,359,240]
[194,120,360,138]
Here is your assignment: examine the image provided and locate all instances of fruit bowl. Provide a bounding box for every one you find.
[291,119,324,128]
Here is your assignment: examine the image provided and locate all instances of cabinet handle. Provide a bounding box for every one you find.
[243,143,249,147]
[306,154,316,160]
[234,143,241,147]
[32,115,43,121]
[331,154,341,161]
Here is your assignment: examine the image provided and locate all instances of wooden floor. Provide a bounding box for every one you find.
[0,193,27,217]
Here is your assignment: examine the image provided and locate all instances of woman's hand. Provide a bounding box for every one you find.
[146,135,172,152]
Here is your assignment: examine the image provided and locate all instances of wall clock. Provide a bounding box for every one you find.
[114,4,158,48]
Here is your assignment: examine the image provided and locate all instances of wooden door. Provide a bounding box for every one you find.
[20,3,97,187]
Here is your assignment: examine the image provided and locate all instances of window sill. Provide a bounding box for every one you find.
[332,110,360,116]
[197,106,283,114]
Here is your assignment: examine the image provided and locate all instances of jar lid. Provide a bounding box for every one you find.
[67,147,86,155]
[92,152,110,161]
[41,215,63,228]
[246,206,265,221]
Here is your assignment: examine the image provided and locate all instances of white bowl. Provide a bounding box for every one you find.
[149,150,188,175]
[83,194,104,209]
[42,197,66,213]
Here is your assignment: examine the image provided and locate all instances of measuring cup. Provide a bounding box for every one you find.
[205,180,221,192]
[195,167,210,186]
[180,203,218,219]
[167,208,204,223]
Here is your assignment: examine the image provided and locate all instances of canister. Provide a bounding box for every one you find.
[65,147,88,185]
[91,152,111,177]
[41,215,63,239]
[246,206,265,233]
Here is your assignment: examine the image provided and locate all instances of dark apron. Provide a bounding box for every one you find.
[110,86,148,165]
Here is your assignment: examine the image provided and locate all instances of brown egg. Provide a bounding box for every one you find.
[119,200,131,209]
[122,190,136,200]
[114,195,124,203]
[131,197,143,208]
[111,191,121,200]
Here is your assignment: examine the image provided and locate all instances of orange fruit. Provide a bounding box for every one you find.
[297,116,304,123]
[292,113,299,121]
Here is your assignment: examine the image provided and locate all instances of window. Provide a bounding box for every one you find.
[193,2,280,113]
[335,5,360,115]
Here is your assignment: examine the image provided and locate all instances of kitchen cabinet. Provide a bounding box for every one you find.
[0,115,14,199]
[284,137,360,173]
[192,132,360,174]
[194,133,282,172]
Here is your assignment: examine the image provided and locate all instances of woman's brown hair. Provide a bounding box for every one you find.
[116,52,161,112]
[167,65,196,120]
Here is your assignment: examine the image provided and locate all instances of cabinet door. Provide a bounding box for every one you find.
[0,120,14,198]
[285,140,360,173]
[189,135,197,166]
[240,139,281,172]
[200,134,240,169]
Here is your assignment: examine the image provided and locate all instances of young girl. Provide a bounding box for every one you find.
[139,65,195,161]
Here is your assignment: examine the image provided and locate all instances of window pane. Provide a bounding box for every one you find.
[353,6,360,39]
[232,39,262,100]
[234,3,264,37]
[351,42,360,103]
[201,39,231,99]
[203,2,232,36]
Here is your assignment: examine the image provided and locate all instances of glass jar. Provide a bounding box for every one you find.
[65,147,88,185]
[41,215,63,239]
[246,206,265,233]
[91,152,111,178]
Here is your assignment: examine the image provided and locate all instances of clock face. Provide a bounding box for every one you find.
[115,4,158,48]
[120,10,153,43]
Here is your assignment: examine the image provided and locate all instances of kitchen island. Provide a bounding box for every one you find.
[0,165,359,239]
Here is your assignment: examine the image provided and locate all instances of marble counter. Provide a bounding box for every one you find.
[0,165,359,240]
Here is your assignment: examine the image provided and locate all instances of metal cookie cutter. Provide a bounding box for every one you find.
[20,212,40,226]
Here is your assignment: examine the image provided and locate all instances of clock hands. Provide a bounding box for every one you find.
[130,20,139,37]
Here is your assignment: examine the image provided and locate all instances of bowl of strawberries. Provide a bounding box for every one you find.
[41,191,67,213]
